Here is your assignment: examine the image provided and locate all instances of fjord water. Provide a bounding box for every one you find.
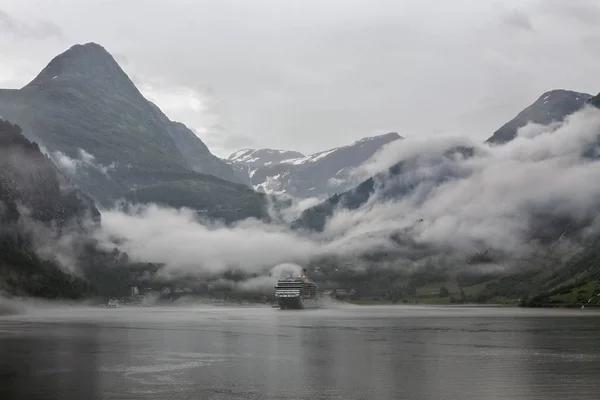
[1,305,599,400]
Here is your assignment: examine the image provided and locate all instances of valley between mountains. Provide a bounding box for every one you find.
[2,42,600,307]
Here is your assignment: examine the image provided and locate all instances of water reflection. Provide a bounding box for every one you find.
[0,323,100,400]
[0,306,599,399]
[520,317,600,399]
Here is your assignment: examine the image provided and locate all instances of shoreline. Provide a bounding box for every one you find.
[344,299,600,309]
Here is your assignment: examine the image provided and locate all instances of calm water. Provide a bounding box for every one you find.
[1,304,600,400]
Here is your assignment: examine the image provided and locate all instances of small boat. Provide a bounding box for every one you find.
[274,268,322,310]
[107,298,119,308]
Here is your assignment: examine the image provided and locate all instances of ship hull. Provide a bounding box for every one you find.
[274,272,321,310]
[277,296,321,310]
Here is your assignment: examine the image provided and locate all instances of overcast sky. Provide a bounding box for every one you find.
[2,0,600,158]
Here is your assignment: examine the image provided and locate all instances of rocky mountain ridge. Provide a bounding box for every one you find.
[0,43,267,222]
[227,132,403,198]
[485,89,593,144]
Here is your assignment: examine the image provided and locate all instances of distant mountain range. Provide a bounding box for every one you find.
[296,89,600,233]
[226,132,402,198]
[226,89,598,202]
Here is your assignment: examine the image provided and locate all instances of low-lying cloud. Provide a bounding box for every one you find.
[95,205,319,276]
[49,148,116,176]
[341,105,600,255]
[32,105,600,282]
[0,9,62,39]
[267,195,322,224]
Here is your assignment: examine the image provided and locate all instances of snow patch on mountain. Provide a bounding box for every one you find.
[229,132,403,199]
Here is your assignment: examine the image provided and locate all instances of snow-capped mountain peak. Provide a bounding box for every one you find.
[227,148,305,168]
[228,132,402,198]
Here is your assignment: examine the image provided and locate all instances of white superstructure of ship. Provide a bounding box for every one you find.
[274,268,322,309]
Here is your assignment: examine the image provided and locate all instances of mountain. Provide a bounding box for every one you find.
[0,43,266,222]
[485,89,592,144]
[0,119,100,298]
[293,146,475,232]
[294,88,595,228]
[589,91,600,109]
[228,132,402,199]
[225,148,306,187]
[291,88,600,305]
[0,119,174,300]
[0,119,100,227]
[228,148,306,168]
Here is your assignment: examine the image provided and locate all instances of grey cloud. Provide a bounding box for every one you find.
[112,53,129,66]
[580,36,600,55]
[94,205,320,276]
[45,147,116,177]
[12,213,97,275]
[7,0,600,156]
[135,78,257,157]
[88,106,600,281]
[349,134,475,183]
[267,196,323,225]
[502,9,534,31]
[542,0,600,26]
[343,106,600,255]
[0,10,17,31]
[0,9,62,39]
[202,127,258,158]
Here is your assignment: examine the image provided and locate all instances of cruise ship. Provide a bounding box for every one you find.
[274,268,322,309]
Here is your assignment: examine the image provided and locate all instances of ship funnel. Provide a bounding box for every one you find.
[302,268,307,280]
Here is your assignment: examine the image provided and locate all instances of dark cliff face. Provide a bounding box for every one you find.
[0,119,100,226]
[0,120,165,300]
[0,119,102,299]
[588,92,600,109]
